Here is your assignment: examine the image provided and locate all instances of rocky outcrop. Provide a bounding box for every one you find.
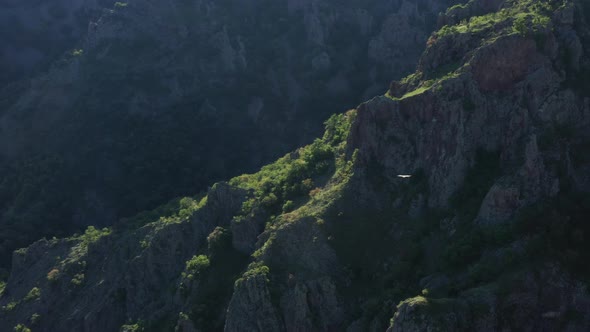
[368,0,451,77]
[0,182,248,332]
[389,265,590,332]
[279,277,343,331]
[2,1,590,331]
[225,271,283,332]
[226,215,343,331]
[471,36,539,92]
[352,8,588,209]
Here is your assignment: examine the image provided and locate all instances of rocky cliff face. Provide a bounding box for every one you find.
[2,0,590,331]
[0,0,456,269]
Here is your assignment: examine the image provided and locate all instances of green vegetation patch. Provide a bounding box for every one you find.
[182,255,210,281]
[120,194,206,229]
[120,322,145,332]
[229,111,355,223]
[13,324,31,332]
[30,313,40,325]
[23,287,41,302]
[2,301,18,312]
[71,49,84,56]
[62,226,112,265]
[435,0,554,39]
[235,264,270,287]
[70,273,85,286]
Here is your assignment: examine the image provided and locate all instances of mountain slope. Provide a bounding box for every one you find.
[0,0,455,270]
[2,0,590,331]
[0,0,114,85]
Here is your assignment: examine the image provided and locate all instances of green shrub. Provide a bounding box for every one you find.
[235,264,270,287]
[323,112,354,145]
[23,287,41,302]
[309,187,322,198]
[3,301,18,312]
[447,3,467,12]
[14,324,31,332]
[79,226,111,246]
[30,313,41,325]
[282,200,294,213]
[513,15,528,35]
[71,273,85,286]
[47,268,60,282]
[512,12,551,38]
[261,193,278,208]
[120,322,145,332]
[183,255,210,280]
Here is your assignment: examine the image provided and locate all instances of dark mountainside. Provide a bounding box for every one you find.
[2,0,590,331]
[0,0,453,270]
[0,0,116,86]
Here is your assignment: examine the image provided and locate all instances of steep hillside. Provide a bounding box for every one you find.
[0,0,455,269]
[0,0,113,85]
[2,0,590,331]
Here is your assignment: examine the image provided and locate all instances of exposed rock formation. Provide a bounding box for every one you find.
[2,0,590,331]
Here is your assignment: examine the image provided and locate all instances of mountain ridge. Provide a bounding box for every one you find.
[2,0,590,331]
[0,0,455,269]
